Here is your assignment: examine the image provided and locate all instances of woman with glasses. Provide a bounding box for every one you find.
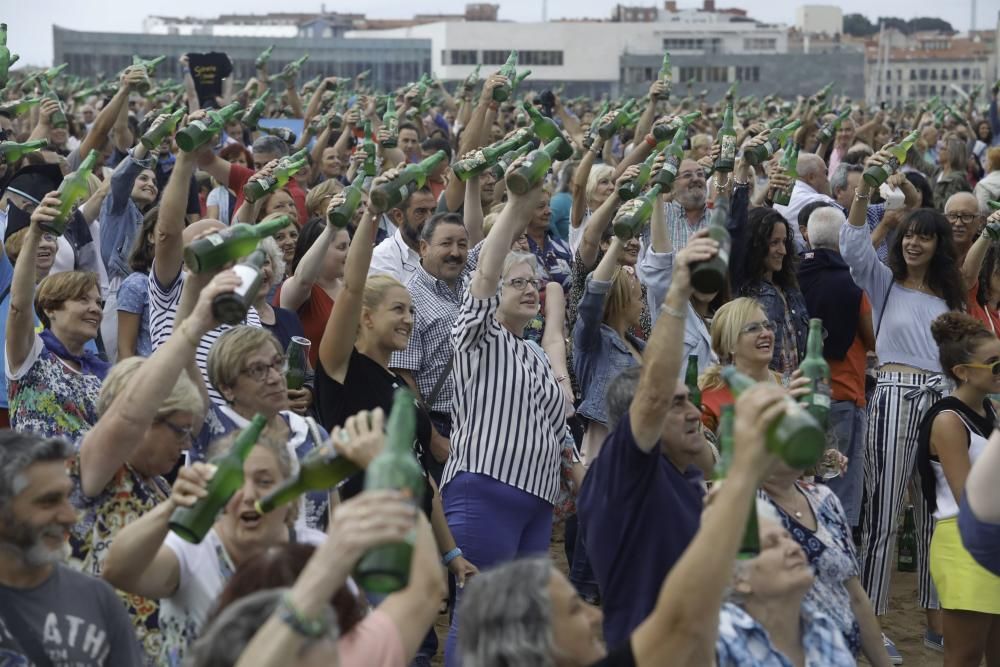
[441,165,569,667]
[698,297,780,434]
[193,325,329,531]
[841,151,968,655]
[66,272,233,662]
[916,312,1000,666]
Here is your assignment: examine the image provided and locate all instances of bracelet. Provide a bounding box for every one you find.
[660,303,686,320]
[644,134,657,148]
[442,547,463,566]
[854,187,871,201]
[277,591,333,639]
[555,375,568,384]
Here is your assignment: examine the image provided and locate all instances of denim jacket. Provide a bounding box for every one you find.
[741,279,809,375]
[100,150,155,283]
[572,278,644,425]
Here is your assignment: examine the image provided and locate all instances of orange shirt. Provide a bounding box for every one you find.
[700,385,734,435]
[829,293,871,408]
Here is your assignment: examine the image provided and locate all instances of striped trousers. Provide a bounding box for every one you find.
[860,371,944,615]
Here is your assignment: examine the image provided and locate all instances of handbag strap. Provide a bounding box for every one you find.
[421,353,455,412]
[874,281,894,340]
[0,605,55,667]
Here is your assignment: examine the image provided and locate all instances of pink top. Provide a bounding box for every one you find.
[337,608,406,666]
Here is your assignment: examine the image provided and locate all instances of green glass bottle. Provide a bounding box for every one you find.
[285,336,311,390]
[738,498,761,559]
[597,99,637,140]
[492,51,518,102]
[131,55,166,94]
[169,414,268,543]
[511,69,531,97]
[370,150,448,212]
[175,100,243,152]
[689,194,732,293]
[506,138,569,195]
[183,214,292,274]
[656,51,671,100]
[897,505,917,572]
[583,100,611,149]
[651,122,690,191]
[815,108,851,145]
[37,78,67,129]
[714,101,737,173]
[651,111,701,143]
[140,107,185,150]
[617,146,663,201]
[380,95,399,148]
[988,200,1000,212]
[362,120,377,178]
[255,45,275,70]
[244,148,310,203]
[241,89,272,131]
[255,444,361,515]
[721,366,824,468]
[799,318,831,430]
[744,120,802,166]
[686,355,701,410]
[714,404,735,482]
[452,128,533,181]
[212,249,267,325]
[39,150,99,236]
[43,63,67,82]
[355,387,425,593]
[328,173,367,228]
[490,142,534,181]
[460,64,481,96]
[862,129,920,187]
[0,139,48,163]
[612,184,662,240]
[0,24,20,88]
[770,140,799,207]
[522,101,563,143]
[277,55,309,83]
[814,82,834,104]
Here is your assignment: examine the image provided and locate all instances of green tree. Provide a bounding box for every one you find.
[843,13,877,36]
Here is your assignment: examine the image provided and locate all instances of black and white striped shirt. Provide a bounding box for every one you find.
[148,271,262,406]
[442,290,564,504]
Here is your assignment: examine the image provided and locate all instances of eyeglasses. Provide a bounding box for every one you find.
[961,361,1000,376]
[240,355,288,382]
[506,277,543,292]
[157,419,194,442]
[946,212,979,225]
[739,320,776,336]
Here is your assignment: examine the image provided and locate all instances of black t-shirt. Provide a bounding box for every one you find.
[186,52,233,108]
[315,347,434,516]
[590,643,637,667]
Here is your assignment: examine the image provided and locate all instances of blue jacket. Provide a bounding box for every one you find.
[572,278,644,425]
[100,151,155,283]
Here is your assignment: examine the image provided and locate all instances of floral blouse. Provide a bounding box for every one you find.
[759,482,862,655]
[67,448,172,665]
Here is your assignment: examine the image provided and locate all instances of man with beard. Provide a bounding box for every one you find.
[0,432,142,665]
[369,187,438,283]
[640,159,709,256]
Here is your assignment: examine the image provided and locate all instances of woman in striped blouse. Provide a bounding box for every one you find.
[442,163,569,667]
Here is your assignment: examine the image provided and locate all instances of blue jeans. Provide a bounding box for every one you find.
[824,400,866,527]
[564,514,599,602]
[442,472,553,667]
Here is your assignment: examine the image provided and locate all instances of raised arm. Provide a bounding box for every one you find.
[628,385,782,667]
[634,82,667,147]
[82,67,147,158]
[629,231,717,450]
[541,282,574,415]
[152,135,198,287]
[6,195,57,373]
[578,169,632,268]
[962,211,998,288]
[463,173,485,246]
[78,272,237,497]
[571,136,603,230]
[280,199,340,311]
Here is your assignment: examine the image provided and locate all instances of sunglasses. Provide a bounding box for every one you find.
[961,361,1000,376]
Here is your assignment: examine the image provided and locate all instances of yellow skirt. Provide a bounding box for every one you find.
[930,517,1000,614]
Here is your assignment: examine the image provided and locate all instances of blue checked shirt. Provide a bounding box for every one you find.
[716,602,855,666]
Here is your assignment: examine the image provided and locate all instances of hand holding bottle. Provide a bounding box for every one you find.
[730,384,786,484]
[186,269,244,335]
[167,462,216,512]
[479,73,508,105]
[648,79,668,101]
[614,164,641,192]
[36,98,60,127]
[331,407,386,469]
[766,169,793,203]
[367,167,401,214]
[502,154,543,207]
[120,65,148,92]
[323,490,419,567]
[982,209,1000,240]
[670,229,718,298]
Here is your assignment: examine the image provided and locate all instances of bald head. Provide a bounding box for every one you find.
[945,191,980,215]
[943,192,981,251]
[797,153,831,197]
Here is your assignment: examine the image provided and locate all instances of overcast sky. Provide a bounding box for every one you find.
[6,0,997,67]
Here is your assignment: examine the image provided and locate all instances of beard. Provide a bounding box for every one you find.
[0,518,69,568]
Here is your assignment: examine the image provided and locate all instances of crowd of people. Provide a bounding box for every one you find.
[1,37,1000,667]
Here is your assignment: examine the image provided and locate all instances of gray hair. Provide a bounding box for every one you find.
[830,162,862,196]
[0,432,73,510]
[258,237,286,281]
[796,153,826,182]
[943,137,968,173]
[806,206,846,251]
[605,365,642,431]
[252,135,289,159]
[501,251,537,280]
[183,588,339,667]
[458,557,555,667]
[420,212,466,245]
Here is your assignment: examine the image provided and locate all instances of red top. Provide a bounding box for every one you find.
[829,293,871,408]
[229,163,308,227]
[274,282,333,368]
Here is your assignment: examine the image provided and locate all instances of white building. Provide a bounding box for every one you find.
[143,15,300,38]
[795,5,842,37]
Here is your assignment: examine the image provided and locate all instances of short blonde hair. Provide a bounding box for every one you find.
[987,146,1000,174]
[700,297,765,391]
[602,265,638,325]
[207,326,283,396]
[585,164,614,205]
[362,274,407,313]
[5,228,28,264]
[305,178,343,218]
[34,271,101,329]
[97,356,204,419]
[501,251,537,280]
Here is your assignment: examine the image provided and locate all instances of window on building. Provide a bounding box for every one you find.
[919,69,928,80]
[886,70,891,81]
[743,38,777,51]
[962,67,970,78]
[941,69,948,80]
[930,69,937,80]
[973,69,981,80]
[952,68,958,79]
[929,85,936,94]
[516,50,564,66]
[735,66,759,82]
[482,50,509,66]
[910,70,917,81]
[679,66,700,83]
[445,50,477,65]
[897,85,902,97]
[918,84,927,96]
